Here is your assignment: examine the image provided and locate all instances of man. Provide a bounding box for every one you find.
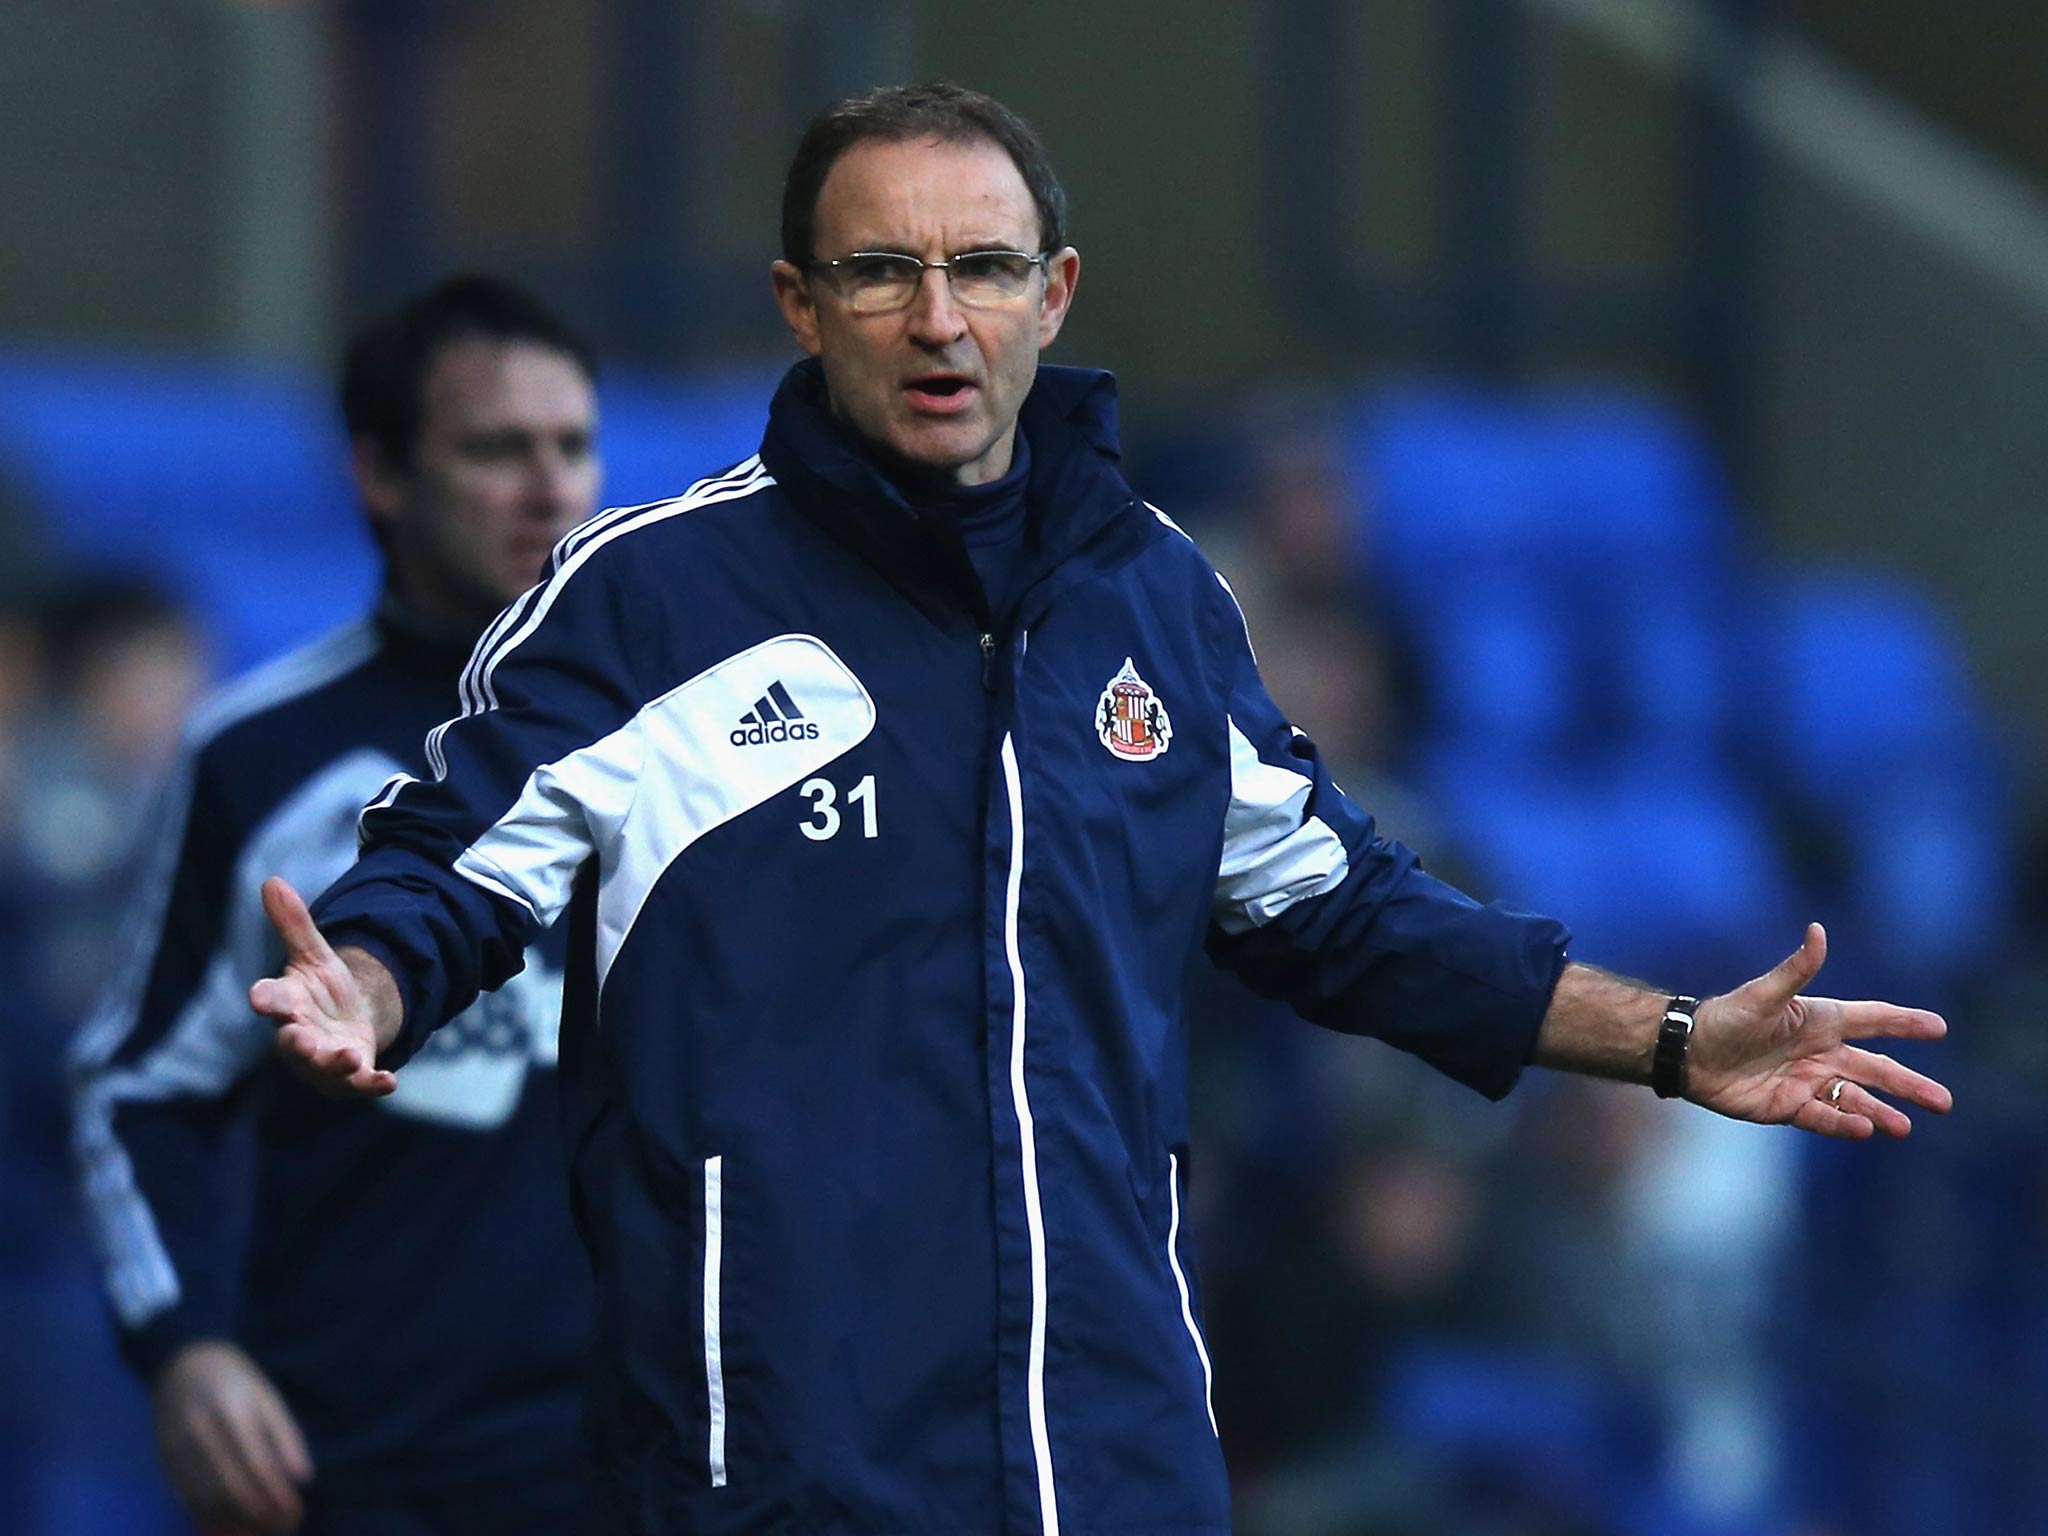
[250,87,1950,1536]
[72,274,603,1535]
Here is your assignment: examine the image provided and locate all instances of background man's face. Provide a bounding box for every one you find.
[358,336,601,624]
[773,136,1079,487]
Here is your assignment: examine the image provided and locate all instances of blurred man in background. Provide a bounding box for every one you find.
[70,274,602,1536]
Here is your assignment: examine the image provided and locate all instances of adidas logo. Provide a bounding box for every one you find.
[730,680,822,746]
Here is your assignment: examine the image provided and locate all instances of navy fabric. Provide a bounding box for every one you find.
[918,424,1032,623]
[314,360,1570,1534]
[298,1447,605,1536]
[73,609,591,1500]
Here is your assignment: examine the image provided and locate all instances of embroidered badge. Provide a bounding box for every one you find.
[1096,657,1172,761]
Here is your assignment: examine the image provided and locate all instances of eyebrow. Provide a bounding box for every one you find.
[839,238,1029,255]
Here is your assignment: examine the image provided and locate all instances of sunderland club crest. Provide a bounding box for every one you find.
[1096,657,1172,761]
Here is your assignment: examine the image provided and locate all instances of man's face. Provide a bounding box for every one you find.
[357,336,601,625]
[771,136,1079,487]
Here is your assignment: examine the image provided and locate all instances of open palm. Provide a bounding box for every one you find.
[248,876,398,1099]
[1686,924,1951,1139]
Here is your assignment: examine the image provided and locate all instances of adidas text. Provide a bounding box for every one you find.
[731,719,822,746]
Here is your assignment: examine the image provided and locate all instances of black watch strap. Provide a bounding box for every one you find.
[1652,995,1700,1100]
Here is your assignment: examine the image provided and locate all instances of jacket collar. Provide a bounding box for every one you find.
[758,359,1151,628]
[372,590,487,669]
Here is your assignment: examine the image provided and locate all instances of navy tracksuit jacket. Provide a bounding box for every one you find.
[71,606,590,1499]
[313,362,1571,1534]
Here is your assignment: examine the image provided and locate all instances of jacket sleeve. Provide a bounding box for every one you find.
[313,542,648,1066]
[70,752,266,1381]
[1203,584,1571,1100]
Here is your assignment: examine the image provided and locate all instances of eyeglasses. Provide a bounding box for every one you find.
[806,249,1048,314]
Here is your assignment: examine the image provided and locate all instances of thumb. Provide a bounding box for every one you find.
[261,877,335,971]
[1758,921,1826,1003]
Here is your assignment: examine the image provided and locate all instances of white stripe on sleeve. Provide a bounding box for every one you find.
[1212,717,1350,934]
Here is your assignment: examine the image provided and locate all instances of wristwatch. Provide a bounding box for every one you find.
[1651,995,1700,1099]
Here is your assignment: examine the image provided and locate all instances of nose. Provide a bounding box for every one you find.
[527,441,592,521]
[905,266,968,345]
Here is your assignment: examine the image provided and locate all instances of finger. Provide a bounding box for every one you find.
[216,1398,304,1533]
[1838,1046,1953,1114]
[256,1390,313,1486]
[275,1026,398,1099]
[1836,1080,1915,1139]
[273,1022,341,1076]
[1830,1000,1948,1044]
[1789,1095,1874,1141]
[250,975,310,1024]
[274,1024,359,1078]
[186,1406,276,1530]
[1757,922,1827,1004]
[309,1040,397,1096]
[261,877,338,972]
[160,1422,238,1527]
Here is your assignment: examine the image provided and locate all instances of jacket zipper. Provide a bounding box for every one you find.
[980,631,996,691]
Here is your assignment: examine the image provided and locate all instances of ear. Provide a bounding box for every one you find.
[771,261,824,357]
[1036,247,1081,349]
[351,437,407,537]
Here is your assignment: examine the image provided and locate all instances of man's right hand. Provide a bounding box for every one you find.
[152,1340,312,1535]
[249,876,400,1098]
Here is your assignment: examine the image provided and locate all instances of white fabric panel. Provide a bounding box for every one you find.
[1212,717,1351,935]
[450,719,644,926]
[587,633,875,991]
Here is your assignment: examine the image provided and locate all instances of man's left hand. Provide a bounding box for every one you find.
[1687,923,1951,1138]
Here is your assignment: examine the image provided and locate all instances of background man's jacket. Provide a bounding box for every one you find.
[71,607,590,1497]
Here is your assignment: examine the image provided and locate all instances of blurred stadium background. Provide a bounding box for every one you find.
[3,2,2045,1533]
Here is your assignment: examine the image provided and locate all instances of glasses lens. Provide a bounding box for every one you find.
[948,252,1037,307]
[837,254,921,313]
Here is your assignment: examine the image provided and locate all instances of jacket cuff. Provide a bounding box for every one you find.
[119,1306,224,1385]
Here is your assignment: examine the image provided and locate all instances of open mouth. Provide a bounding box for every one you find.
[906,374,975,399]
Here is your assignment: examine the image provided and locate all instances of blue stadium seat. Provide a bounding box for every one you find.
[0,354,359,555]
[1346,386,1546,620]
[1754,572,1984,806]
[1380,1338,1642,1518]
[594,365,777,509]
[1606,587,1742,753]
[1530,389,1731,583]
[0,353,777,675]
[1348,383,1745,769]
[1347,384,1732,613]
[0,353,371,671]
[1846,768,2011,993]
[1425,750,1795,983]
[1409,576,1581,756]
